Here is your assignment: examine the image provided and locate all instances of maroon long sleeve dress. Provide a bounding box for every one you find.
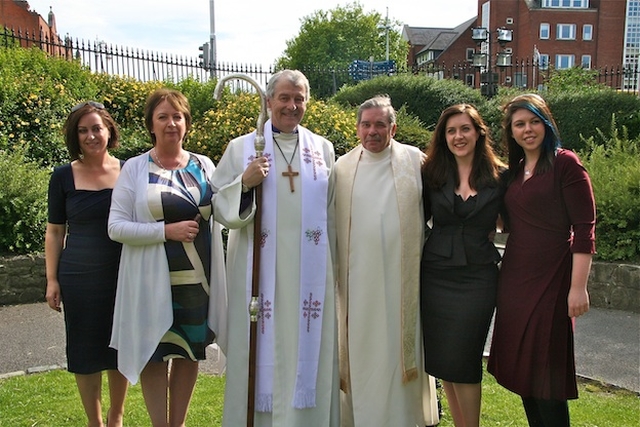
[488,149,596,400]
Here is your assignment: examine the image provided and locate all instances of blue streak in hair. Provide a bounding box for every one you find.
[521,104,561,153]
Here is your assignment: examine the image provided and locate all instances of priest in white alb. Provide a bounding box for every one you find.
[335,95,440,427]
[212,70,339,427]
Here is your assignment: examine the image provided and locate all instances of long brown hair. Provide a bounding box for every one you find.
[501,93,561,182]
[423,104,504,190]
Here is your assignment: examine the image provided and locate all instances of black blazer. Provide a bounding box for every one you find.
[422,171,506,267]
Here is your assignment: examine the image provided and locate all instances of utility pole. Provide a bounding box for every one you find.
[384,7,390,62]
[209,0,216,79]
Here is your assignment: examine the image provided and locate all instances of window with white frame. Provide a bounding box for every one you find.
[557,24,577,40]
[581,55,592,68]
[555,54,575,69]
[583,24,593,40]
[465,74,475,87]
[542,0,589,8]
[539,54,550,70]
[466,48,475,62]
[540,23,550,39]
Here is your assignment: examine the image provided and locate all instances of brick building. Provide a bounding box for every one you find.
[404,0,636,90]
[0,0,64,55]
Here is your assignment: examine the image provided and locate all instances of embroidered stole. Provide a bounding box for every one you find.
[243,120,329,411]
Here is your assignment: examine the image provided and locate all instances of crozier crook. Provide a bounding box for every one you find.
[214,73,267,427]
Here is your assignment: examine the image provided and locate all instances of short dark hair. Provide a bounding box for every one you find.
[144,88,192,145]
[63,102,120,161]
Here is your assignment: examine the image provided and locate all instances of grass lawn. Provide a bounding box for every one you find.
[0,365,637,426]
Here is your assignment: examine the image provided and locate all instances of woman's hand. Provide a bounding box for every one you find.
[241,156,270,189]
[45,279,62,312]
[165,214,202,242]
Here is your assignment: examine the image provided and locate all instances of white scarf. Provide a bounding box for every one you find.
[243,120,329,411]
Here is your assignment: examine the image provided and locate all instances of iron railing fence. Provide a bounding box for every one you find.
[2,26,639,96]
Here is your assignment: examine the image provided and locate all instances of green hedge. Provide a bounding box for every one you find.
[0,45,638,261]
[580,124,640,262]
[0,148,49,254]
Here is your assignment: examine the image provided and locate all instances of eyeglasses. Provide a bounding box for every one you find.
[70,101,105,113]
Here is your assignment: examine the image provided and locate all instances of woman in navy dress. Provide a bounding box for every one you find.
[421,104,506,427]
[45,101,129,427]
[488,94,595,427]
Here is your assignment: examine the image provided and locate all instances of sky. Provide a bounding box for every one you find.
[24,0,477,67]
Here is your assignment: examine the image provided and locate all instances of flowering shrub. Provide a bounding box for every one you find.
[185,94,360,162]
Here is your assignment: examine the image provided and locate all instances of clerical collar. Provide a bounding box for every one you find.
[272,125,299,134]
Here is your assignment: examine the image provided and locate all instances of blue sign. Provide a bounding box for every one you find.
[349,60,396,81]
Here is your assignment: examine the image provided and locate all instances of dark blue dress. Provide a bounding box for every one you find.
[48,163,122,374]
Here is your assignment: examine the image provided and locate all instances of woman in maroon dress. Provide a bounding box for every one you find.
[487,94,595,427]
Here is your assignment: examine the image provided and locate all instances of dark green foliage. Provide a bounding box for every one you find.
[394,106,432,152]
[580,123,640,262]
[544,90,640,152]
[332,74,487,130]
[277,2,408,99]
[0,148,49,254]
[1,43,638,262]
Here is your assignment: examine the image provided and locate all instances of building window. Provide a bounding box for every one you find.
[540,23,550,39]
[542,0,589,8]
[538,54,550,70]
[583,24,593,40]
[514,73,528,88]
[465,74,475,87]
[555,54,575,69]
[466,48,475,62]
[557,24,577,40]
[581,55,592,68]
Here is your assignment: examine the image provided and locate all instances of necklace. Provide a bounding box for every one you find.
[524,169,531,176]
[153,148,185,170]
[273,135,300,192]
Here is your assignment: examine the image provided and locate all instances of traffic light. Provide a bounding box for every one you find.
[199,42,210,70]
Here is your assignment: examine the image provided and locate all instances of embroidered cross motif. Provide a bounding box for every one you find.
[302,147,325,181]
[247,152,272,167]
[260,228,270,248]
[305,227,323,245]
[259,293,272,334]
[302,293,322,333]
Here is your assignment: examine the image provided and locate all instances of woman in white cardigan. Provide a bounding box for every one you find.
[108,88,226,427]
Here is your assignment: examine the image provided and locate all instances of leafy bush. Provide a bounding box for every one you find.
[0,148,49,254]
[0,47,98,167]
[332,74,487,129]
[546,90,640,152]
[580,123,640,262]
[93,73,162,135]
[394,106,432,151]
[488,86,640,154]
[186,94,360,161]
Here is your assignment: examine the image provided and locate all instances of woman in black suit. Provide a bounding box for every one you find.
[420,104,506,427]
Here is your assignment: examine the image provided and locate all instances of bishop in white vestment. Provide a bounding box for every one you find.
[212,70,339,427]
[335,96,439,427]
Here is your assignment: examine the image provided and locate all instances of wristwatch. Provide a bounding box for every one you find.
[241,182,251,193]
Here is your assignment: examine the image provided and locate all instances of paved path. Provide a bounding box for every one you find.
[1,303,638,393]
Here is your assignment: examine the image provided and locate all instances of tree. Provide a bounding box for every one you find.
[276,2,407,99]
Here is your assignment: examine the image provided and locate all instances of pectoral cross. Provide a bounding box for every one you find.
[282,164,299,192]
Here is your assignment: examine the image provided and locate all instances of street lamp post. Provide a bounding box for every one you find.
[471,27,513,97]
